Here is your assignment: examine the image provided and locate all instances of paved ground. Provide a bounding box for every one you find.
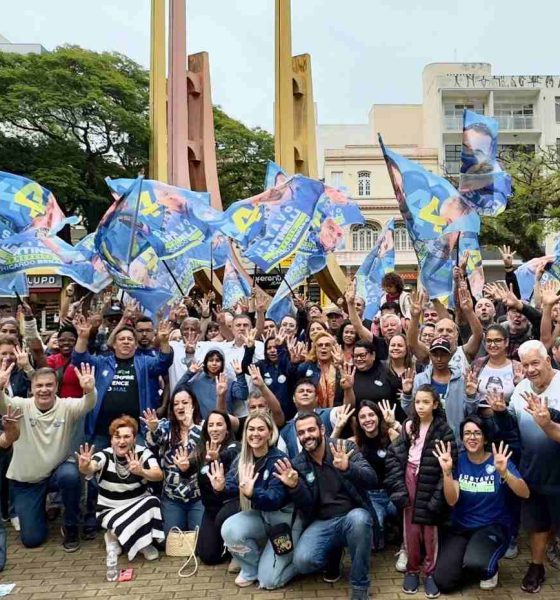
[3,526,560,599]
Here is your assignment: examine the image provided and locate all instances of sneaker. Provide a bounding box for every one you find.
[227,557,241,574]
[234,574,256,588]
[82,526,97,541]
[505,540,519,559]
[424,575,440,599]
[350,587,370,600]
[140,544,159,561]
[104,531,122,556]
[402,572,419,594]
[323,548,344,583]
[480,571,498,590]
[10,517,20,532]
[546,539,560,569]
[61,526,81,553]
[395,547,408,573]
[521,563,545,594]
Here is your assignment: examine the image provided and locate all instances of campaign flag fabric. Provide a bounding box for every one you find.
[0,171,79,238]
[355,219,395,319]
[222,256,252,310]
[459,231,485,300]
[515,248,558,301]
[459,109,511,217]
[74,233,113,293]
[380,136,480,302]
[0,274,28,297]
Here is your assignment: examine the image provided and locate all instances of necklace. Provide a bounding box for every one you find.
[114,456,130,480]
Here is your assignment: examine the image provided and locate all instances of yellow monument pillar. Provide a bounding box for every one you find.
[149,0,167,181]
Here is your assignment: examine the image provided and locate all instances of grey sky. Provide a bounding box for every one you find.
[2,0,558,131]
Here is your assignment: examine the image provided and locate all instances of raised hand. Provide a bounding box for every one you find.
[140,408,160,433]
[74,363,95,394]
[205,440,221,462]
[339,362,356,390]
[331,343,344,367]
[248,364,264,388]
[465,368,478,396]
[344,280,356,305]
[189,360,203,375]
[401,367,415,395]
[245,328,257,348]
[541,280,560,307]
[486,390,507,413]
[123,299,140,321]
[492,441,512,476]
[75,443,96,472]
[172,447,191,472]
[232,359,243,375]
[184,331,200,354]
[330,439,353,472]
[379,398,396,428]
[513,362,525,385]
[273,458,299,488]
[255,292,268,314]
[432,440,453,476]
[239,462,259,497]
[126,450,143,476]
[14,346,31,372]
[157,320,173,344]
[523,392,551,429]
[458,285,474,313]
[410,289,426,319]
[215,372,228,397]
[198,296,211,318]
[1,405,22,444]
[498,245,515,269]
[73,313,93,339]
[334,403,355,430]
[207,460,226,492]
[0,359,14,390]
[503,284,523,311]
[288,339,305,363]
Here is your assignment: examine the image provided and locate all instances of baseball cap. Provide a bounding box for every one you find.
[429,337,451,354]
[102,303,123,318]
[325,305,343,317]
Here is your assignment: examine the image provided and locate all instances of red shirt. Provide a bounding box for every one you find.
[47,353,83,398]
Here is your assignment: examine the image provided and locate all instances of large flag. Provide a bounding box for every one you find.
[459,231,485,300]
[355,219,395,319]
[222,255,252,310]
[0,171,79,238]
[0,274,28,298]
[379,136,480,302]
[515,247,559,301]
[459,109,511,217]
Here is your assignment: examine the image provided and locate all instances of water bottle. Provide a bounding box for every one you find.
[106,550,118,582]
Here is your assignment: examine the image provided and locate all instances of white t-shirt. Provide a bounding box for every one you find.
[168,340,194,391]
[478,362,516,403]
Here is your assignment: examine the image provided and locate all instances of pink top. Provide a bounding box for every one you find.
[406,420,431,467]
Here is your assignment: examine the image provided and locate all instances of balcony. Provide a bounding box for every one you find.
[495,115,534,130]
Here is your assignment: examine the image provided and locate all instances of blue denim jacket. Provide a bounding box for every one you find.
[72,349,173,436]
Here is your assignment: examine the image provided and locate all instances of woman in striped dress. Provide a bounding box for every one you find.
[77,415,164,561]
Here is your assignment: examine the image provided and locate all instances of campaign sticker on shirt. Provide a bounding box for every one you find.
[277,375,287,384]
[306,472,315,484]
[200,465,209,475]
[485,464,496,475]
[306,369,313,377]
[102,370,109,377]
[263,469,270,480]
[374,380,383,387]
[264,377,273,386]
[377,449,387,459]
[53,419,65,428]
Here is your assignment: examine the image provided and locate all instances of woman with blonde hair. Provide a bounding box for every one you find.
[210,410,300,589]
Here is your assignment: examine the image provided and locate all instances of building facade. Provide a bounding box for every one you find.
[318,62,560,284]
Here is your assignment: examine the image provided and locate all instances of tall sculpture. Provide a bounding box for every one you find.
[274,0,346,300]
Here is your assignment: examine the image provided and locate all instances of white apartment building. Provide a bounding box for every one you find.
[0,33,47,55]
[318,62,560,283]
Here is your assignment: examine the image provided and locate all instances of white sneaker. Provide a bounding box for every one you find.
[395,547,408,573]
[104,531,122,556]
[480,571,498,589]
[10,517,20,531]
[504,541,519,559]
[140,544,159,561]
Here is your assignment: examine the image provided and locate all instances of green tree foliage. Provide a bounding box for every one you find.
[479,146,560,260]
[0,46,274,230]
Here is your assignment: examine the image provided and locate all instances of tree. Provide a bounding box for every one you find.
[0,46,274,230]
[479,146,560,260]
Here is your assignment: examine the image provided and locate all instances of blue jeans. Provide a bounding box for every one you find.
[293,508,372,590]
[221,507,301,590]
[0,520,6,571]
[161,495,204,537]
[11,461,81,548]
[367,489,397,549]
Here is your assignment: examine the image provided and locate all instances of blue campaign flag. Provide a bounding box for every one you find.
[355,219,395,320]
[222,256,252,310]
[0,274,28,298]
[515,242,558,301]
[459,231,485,300]
[0,171,79,238]
[459,109,511,217]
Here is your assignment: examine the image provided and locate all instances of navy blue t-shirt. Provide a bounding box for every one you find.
[452,452,521,531]
[431,379,448,405]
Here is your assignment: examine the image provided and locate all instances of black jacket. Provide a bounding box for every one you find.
[385,413,457,525]
[289,438,378,526]
[196,441,240,514]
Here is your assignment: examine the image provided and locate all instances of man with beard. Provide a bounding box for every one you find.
[274,412,377,600]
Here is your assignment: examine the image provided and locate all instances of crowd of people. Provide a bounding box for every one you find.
[0,246,559,599]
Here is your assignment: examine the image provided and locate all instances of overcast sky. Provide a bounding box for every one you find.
[2,0,558,131]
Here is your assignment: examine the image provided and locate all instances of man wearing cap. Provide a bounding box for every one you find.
[325,306,345,336]
[401,337,478,444]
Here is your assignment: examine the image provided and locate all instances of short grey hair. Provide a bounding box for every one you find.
[518,340,548,361]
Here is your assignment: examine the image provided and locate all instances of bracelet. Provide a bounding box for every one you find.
[501,470,510,483]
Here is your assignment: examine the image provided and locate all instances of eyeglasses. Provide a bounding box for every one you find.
[353,353,369,360]
[463,431,483,439]
[485,338,505,346]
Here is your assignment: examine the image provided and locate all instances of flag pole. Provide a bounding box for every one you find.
[125,177,144,269]
[161,258,185,297]
[276,265,297,300]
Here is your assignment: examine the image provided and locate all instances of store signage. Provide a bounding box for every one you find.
[26,275,63,289]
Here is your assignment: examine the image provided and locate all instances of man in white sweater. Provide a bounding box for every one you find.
[0,360,96,552]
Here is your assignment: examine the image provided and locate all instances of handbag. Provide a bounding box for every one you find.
[165,526,199,577]
[266,521,294,556]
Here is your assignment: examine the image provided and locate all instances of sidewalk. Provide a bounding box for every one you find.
[3,527,559,599]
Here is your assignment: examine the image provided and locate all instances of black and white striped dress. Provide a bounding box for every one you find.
[92,445,164,560]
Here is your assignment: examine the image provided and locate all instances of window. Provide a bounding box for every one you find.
[351,222,380,252]
[357,171,371,196]
[394,223,414,252]
[494,103,534,129]
[555,98,560,123]
[443,102,483,130]
[330,171,343,188]
[444,145,462,174]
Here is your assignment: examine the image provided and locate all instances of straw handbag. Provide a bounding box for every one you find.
[166,526,199,577]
